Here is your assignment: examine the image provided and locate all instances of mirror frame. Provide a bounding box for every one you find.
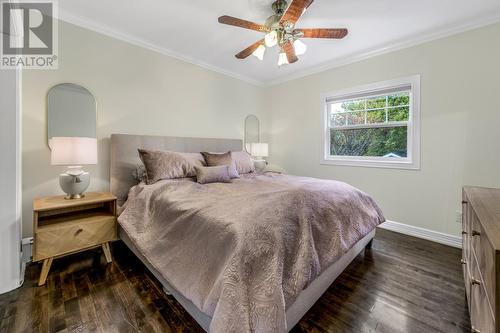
[46,82,97,148]
[244,114,260,153]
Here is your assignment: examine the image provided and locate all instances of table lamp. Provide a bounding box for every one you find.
[249,142,268,172]
[50,137,97,199]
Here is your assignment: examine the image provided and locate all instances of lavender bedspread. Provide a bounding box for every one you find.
[118,173,384,332]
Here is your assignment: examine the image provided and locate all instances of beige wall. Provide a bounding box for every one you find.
[22,21,266,237]
[22,19,500,239]
[265,23,500,237]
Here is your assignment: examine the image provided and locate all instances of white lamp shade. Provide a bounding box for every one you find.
[278,52,289,66]
[249,143,269,158]
[264,31,278,47]
[50,137,97,165]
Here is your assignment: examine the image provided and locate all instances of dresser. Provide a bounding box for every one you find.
[462,186,500,333]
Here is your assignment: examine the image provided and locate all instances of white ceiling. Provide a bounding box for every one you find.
[59,0,500,85]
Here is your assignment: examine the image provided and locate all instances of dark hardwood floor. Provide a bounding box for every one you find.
[0,229,470,333]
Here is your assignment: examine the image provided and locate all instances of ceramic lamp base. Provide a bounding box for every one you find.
[64,193,85,200]
[59,168,90,200]
[253,159,267,172]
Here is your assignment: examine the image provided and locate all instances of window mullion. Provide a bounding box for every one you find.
[333,121,408,130]
[385,96,389,123]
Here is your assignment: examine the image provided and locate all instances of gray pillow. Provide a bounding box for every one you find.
[200,151,239,179]
[195,165,231,184]
[231,151,255,174]
[138,149,206,184]
[132,165,147,183]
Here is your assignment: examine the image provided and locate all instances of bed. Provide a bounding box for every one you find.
[110,134,384,333]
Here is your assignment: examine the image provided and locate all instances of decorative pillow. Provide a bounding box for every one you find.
[195,165,231,184]
[132,165,147,183]
[138,149,206,184]
[200,151,239,179]
[231,151,255,174]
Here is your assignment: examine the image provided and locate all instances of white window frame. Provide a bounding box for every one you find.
[321,75,420,169]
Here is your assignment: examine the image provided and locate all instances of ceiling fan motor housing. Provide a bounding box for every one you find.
[265,0,288,28]
[266,0,303,47]
[272,0,288,15]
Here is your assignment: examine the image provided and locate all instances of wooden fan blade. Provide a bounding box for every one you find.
[283,41,298,63]
[298,28,348,39]
[280,0,314,25]
[218,15,269,33]
[235,39,265,59]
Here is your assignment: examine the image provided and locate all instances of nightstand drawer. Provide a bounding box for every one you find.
[35,215,116,260]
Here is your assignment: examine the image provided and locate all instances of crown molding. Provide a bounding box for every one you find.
[265,11,500,86]
[58,9,265,87]
[59,8,500,88]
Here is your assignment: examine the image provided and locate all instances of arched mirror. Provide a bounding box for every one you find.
[244,114,260,153]
[47,83,96,147]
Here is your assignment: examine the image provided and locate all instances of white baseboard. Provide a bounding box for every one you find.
[378,220,462,249]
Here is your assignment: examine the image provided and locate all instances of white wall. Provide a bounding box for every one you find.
[22,21,266,237]
[0,67,22,294]
[265,22,500,237]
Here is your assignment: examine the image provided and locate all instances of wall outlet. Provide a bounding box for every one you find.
[456,210,463,224]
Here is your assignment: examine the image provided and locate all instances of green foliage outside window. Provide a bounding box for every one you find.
[331,127,407,157]
[330,93,410,157]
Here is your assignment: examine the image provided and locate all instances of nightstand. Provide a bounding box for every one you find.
[263,165,285,174]
[33,192,117,286]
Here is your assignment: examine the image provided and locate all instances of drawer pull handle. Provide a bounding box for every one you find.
[472,230,481,236]
[74,228,83,236]
[462,231,467,235]
[462,201,468,204]
[471,327,480,333]
[471,278,481,286]
[460,259,466,265]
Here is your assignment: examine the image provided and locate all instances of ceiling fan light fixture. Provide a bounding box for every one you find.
[278,51,289,66]
[293,39,307,56]
[264,30,278,47]
[219,0,349,65]
[252,44,266,60]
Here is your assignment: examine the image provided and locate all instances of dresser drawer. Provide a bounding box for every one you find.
[471,254,495,333]
[471,212,496,314]
[35,215,116,260]
[463,237,471,310]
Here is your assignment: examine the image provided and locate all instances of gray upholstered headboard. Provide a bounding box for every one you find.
[110,134,243,207]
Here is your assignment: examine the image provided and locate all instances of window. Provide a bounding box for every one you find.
[322,75,420,169]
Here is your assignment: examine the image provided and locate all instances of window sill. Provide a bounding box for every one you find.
[321,157,420,170]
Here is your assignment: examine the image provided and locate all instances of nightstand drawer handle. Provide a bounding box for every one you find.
[74,228,83,236]
[472,230,481,236]
[471,277,481,286]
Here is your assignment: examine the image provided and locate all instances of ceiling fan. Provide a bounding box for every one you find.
[218,0,348,66]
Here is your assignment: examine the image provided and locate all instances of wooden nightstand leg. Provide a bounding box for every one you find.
[102,242,112,263]
[38,258,53,286]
